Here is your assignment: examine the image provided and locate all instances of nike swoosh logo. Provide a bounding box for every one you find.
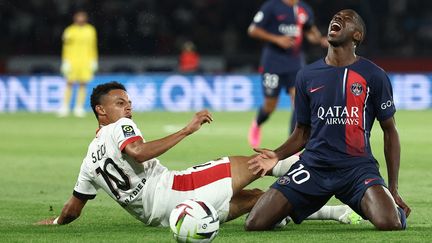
[364,178,379,185]
[277,15,287,21]
[309,85,325,93]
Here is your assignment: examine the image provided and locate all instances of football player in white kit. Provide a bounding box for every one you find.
[37,82,360,227]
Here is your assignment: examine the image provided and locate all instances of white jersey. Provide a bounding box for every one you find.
[73,118,168,224]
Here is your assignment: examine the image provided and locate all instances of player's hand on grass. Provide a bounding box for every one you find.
[275,36,296,49]
[390,189,411,217]
[248,148,279,177]
[184,110,213,135]
[35,217,57,225]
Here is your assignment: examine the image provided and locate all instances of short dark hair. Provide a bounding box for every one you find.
[350,10,366,47]
[90,81,126,118]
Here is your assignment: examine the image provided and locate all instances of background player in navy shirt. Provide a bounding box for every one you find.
[248,0,328,148]
[245,9,411,231]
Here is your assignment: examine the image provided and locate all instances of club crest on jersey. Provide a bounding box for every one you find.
[122,125,136,137]
[350,82,363,96]
[277,176,290,185]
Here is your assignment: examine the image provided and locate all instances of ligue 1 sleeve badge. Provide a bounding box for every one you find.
[277,176,291,185]
[350,82,363,96]
[122,125,136,137]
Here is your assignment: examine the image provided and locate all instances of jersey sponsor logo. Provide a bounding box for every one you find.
[278,24,300,36]
[122,125,136,137]
[277,176,291,185]
[364,178,379,185]
[381,100,393,110]
[309,85,325,93]
[317,106,360,125]
[350,82,363,96]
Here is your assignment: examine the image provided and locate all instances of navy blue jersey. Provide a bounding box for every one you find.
[295,57,396,168]
[252,0,314,73]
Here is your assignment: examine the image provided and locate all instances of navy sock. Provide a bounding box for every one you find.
[256,108,270,126]
[397,207,407,230]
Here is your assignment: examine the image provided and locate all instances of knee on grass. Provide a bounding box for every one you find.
[373,216,403,231]
[244,214,274,231]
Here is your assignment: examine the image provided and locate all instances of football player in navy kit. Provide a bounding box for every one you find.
[245,9,411,231]
[248,0,328,148]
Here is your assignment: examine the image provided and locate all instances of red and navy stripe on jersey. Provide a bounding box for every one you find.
[253,0,314,73]
[295,57,396,168]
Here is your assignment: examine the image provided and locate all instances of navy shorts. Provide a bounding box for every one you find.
[261,71,297,97]
[271,160,386,224]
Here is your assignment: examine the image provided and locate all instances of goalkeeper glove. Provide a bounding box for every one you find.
[60,61,70,75]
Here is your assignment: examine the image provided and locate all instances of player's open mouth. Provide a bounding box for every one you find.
[330,22,342,33]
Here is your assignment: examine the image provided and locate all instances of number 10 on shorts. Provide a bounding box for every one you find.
[288,164,310,184]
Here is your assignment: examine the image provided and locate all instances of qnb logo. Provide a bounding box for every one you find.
[278,24,300,36]
[317,106,360,125]
[381,100,393,110]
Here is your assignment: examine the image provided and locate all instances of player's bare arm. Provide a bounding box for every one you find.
[36,196,87,225]
[274,123,310,159]
[124,110,213,162]
[380,116,411,217]
[304,25,328,47]
[247,123,310,176]
[248,24,295,50]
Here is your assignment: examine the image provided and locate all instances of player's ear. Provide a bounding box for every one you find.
[95,105,106,117]
[353,31,363,46]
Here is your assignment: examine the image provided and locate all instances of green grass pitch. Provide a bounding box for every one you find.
[0,110,431,242]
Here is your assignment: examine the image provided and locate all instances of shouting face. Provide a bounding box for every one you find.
[327,9,364,48]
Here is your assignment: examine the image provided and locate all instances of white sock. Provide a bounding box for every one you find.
[272,155,300,177]
[307,205,348,221]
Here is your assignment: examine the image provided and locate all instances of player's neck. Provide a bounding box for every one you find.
[282,0,297,7]
[325,46,358,67]
[98,117,109,127]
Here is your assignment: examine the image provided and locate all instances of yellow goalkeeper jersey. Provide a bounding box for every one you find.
[62,23,98,69]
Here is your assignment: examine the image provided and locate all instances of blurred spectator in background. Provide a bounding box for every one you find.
[247,0,327,148]
[178,41,200,73]
[2,0,432,74]
[58,10,98,117]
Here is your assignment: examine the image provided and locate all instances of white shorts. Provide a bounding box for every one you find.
[148,157,233,227]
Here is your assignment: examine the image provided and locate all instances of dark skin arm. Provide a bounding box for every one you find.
[248,123,311,176]
[304,25,328,47]
[124,110,213,162]
[36,195,87,225]
[380,116,411,216]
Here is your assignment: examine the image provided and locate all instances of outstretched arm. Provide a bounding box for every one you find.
[380,117,411,217]
[37,195,88,225]
[124,110,213,162]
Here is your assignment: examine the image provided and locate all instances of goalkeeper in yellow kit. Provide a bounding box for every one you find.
[58,10,98,117]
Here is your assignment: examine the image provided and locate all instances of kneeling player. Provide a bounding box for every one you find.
[245,10,410,231]
[38,82,358,227]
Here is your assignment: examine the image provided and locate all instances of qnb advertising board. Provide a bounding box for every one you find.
[0,74,431,112]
